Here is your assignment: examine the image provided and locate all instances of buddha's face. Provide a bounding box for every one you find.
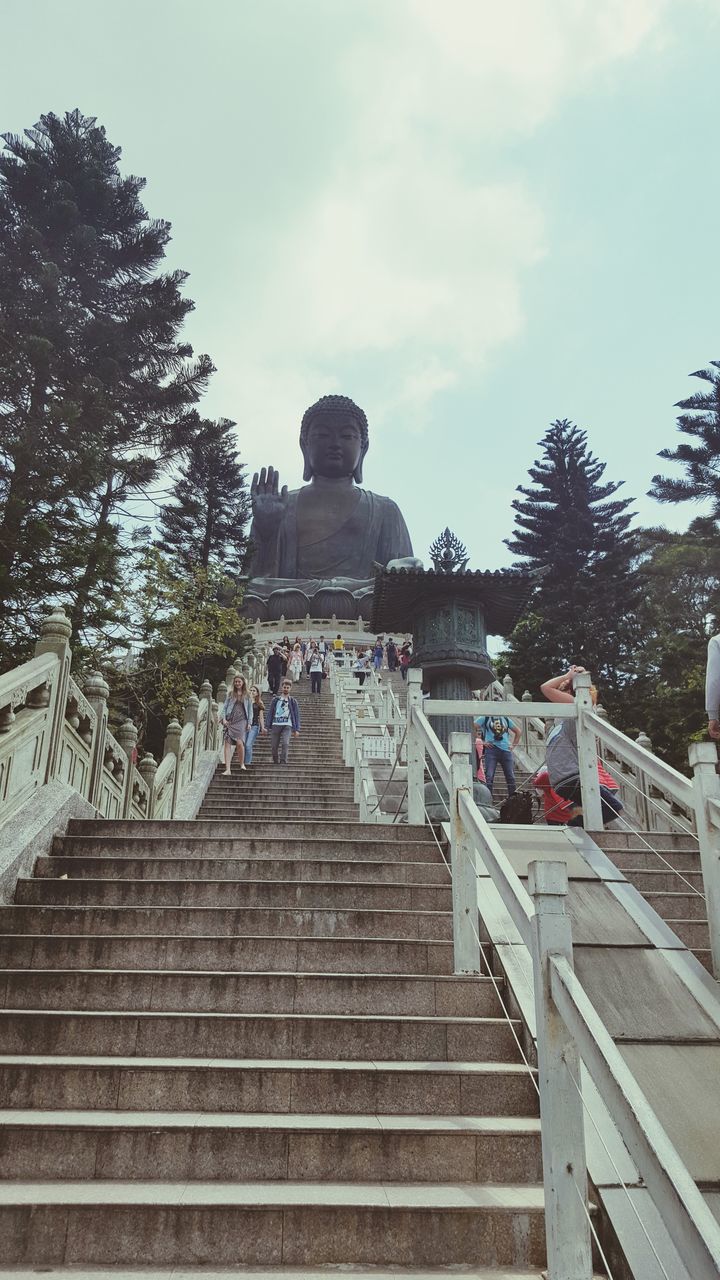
[304,411,366,481]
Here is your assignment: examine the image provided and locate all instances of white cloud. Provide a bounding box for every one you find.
[215,0,672,468]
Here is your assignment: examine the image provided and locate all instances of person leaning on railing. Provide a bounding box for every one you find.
[540,666,623,828]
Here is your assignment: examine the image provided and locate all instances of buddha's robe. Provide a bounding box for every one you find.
[251,488,413,582]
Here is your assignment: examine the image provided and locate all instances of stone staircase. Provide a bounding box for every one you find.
[592,827,713,972]
[0,682,549,1274]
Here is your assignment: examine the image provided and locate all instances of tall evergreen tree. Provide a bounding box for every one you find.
[502,419,638,705]
[156,417,251,583]
[649,362,720,514]
[0,110,214,658]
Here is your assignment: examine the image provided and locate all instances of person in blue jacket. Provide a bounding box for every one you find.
[266,678,301,764]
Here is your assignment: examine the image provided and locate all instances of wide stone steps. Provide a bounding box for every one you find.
[14,877,452,912]
[0,1180,547,1268]
[0,1055,537,1114]
[0,1110,542,1182]
[0,970,495,1017]
[0,693,547,1272]
[0,933,457,974]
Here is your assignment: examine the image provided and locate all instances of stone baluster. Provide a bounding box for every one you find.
[84,670,110,809]
[116,720,138,819]
[137,753,158,817]
[502,673,514,700]
[163,719,183,817]
[184,691,200,775]
[199,679,213,752]
[34,607,73,786]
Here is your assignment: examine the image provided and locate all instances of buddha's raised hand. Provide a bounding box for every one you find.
[251,466,289,537]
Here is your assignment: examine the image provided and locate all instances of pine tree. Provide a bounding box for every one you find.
[620,517,720,770]
[0,110,214,658]
[649,362,720,514]
[502,419,638,704]
[156,417,251,583]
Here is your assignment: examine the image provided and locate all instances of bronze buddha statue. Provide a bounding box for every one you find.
[246,396,416,619]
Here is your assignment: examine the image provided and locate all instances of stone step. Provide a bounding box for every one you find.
[66,820,435,842]
[0,1268,549,1280]
[37,855,451,885]
[53,836,444,863]
[0,905,453,940]
[0,1179,546,1268]
[603,851,702,877]
[0,1009,517,1061]
[641,891,708,921]
[0,970,497,1018]
[197,808,361,818]
[591,831,699,852]
[206,785,355,798]
[0,1055,538,1115]
[15,878,452,913]
[620,868,705,893]
[665,919,709,948]
[0,933,456,975]
[0,1109,542,1183]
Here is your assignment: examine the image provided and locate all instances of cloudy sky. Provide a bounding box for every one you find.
[3,0,719,567]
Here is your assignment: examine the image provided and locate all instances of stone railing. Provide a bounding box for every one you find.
[0,608,263,830]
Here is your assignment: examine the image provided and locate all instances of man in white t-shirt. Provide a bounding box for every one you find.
[266,679,301,764]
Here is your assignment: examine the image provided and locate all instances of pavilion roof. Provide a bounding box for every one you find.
[369,565,541,637]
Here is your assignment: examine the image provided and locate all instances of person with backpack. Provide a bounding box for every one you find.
[266,678,301,764]
[266,645,284,695]
[386,637,398,672]
[475,703,521,798]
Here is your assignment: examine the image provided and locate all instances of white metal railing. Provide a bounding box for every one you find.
[0,609,266,828]
[402,671,720,1280]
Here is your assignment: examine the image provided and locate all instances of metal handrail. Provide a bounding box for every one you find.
[551,955,720,1279]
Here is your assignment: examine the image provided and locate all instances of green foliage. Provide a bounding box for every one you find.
[650,363,720,513]
[156,416,251,582]
[111,549,252,756]
[616,517,720,769]
[0,110,213,658]
[502,419,638,710]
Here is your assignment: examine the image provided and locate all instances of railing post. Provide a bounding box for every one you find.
[574,672,604,831]
[406,669,425,826]
[34,607,72,784]
[689,742,720,978]
[449,732,481,974]
[115,720,137,819]
[84,670,110,809]
[529,859,592,1280]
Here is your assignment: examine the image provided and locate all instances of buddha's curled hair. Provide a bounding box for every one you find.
[300,395,369,451]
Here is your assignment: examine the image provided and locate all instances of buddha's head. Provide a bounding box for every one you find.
[300,395,369,483]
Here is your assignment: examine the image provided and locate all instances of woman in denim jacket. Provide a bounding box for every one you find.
[221,674,252,776]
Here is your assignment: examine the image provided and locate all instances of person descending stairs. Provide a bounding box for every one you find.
[0,672,553,1275]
